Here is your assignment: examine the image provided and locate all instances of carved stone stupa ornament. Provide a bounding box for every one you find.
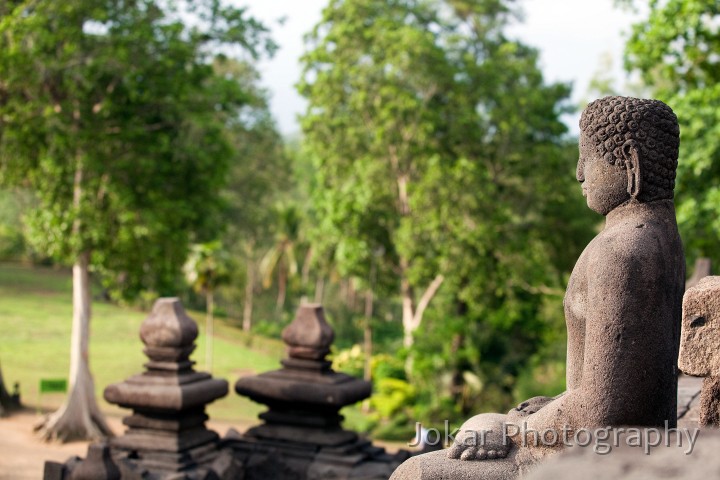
[44,301,407,479]
[44,298,239,479]
[235,303,366,445]
[391,96,686,479]
[103,297,230,466]
[231,303,410,479]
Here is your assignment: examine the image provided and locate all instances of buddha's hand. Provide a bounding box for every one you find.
[506,396,554,424]
[447,413,511,461]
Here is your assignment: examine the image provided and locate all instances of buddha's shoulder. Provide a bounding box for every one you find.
[590,220,671,261]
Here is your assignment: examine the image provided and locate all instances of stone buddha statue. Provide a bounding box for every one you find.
[391,96,686,479]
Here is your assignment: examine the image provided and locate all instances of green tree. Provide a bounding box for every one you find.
[407,2,585,416]
[0,0,273,441]
[299,0,590,421]
[299,0,576,336]
[299,0,455,347]
[623,0,720,268]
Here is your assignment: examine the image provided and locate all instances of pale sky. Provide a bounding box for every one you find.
[239,0,645,136]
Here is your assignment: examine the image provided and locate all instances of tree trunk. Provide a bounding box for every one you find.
[301,247,313,287]
[402,268,445,348]
[276,264,287,310]
[35,250,113,442]
[242,261,254,333]
[450,291,470,410]
[363,288,373,382]
[449,332,471,415]
[0,361,19,416]
[347,278,357,310]
[339,279,347,306]
[314,276,325,303]
[401,276,415,348]
[206,288,214,373]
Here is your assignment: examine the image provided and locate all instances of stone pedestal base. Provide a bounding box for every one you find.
[390,449,521,480]
[228,429,409,480]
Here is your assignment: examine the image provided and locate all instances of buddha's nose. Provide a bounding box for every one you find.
[576,160,585,183]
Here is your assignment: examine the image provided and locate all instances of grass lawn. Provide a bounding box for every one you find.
[0,263,285,423]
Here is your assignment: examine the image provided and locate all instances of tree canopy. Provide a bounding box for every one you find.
[0,0,274,298]
[0,0,275,441]
[624,0,720,268]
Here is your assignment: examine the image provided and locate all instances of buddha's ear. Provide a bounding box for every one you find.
[622,140,641,199]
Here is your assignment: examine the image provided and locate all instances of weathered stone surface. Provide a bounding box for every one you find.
[70,444,120,480]
[679,277,720,377]
[102,298,231,476]
[236,368,371,408]
[231,303,408,479]
[104,375,227,411]
[391,450,520,480]
[230,435,410,480]
[392,96,686,479]
[697,377,720,427]
[281,303,335,360]
[235,304,371,443]
[140,297,198,350]
[679,276,720,427]
[524,430,720,480]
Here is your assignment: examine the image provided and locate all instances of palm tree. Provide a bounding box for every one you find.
[183,241,231,372]
[259,205,303,310]
[241,240,257,332]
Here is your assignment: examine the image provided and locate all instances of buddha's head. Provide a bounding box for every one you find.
[577,96,679,215]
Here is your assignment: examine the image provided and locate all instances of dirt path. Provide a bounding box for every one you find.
[0,409,408,479]
[0,410,253,479]
[0,410,91,480]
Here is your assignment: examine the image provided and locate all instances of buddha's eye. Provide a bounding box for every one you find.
[689,316,706,328]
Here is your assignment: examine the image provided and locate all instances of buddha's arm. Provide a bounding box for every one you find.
[517,238,657,439]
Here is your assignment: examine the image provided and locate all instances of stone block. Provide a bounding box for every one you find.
[679,276,720,377]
